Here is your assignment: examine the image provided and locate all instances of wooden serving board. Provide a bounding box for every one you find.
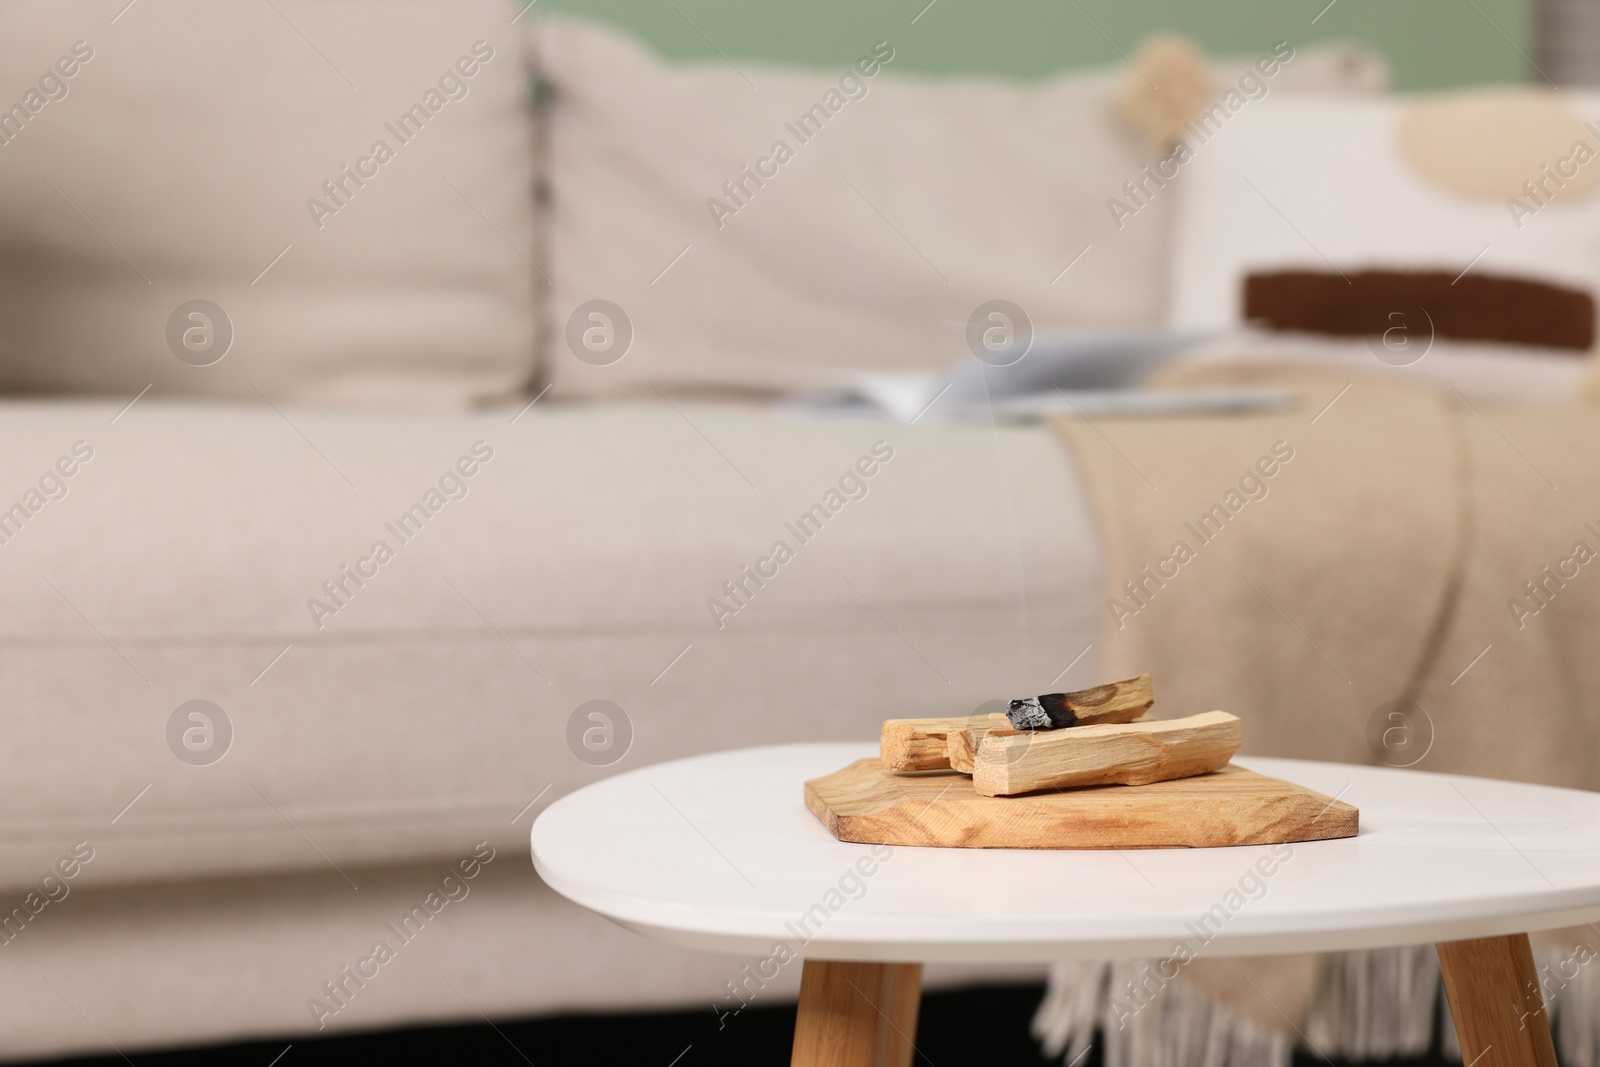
[805,759,1358,850]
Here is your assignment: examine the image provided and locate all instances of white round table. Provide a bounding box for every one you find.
[532,742,1600,1067]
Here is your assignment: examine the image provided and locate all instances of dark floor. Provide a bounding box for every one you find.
[30,983,1459,1066]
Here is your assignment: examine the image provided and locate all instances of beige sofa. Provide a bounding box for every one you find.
[0,399,1101,1057]
[0,3,1384,1058]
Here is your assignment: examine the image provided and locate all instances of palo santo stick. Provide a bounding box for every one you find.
[1005,673,1154,730]
[950,712,1155,774]
[947,723,1021,774]
[973,710,1241,797]
[881,714,1007,771]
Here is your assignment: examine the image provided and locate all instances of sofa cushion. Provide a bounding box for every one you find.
[536,20,1388,399]
[538,19,1164,399]
[0,0,538,409]
[0,398,1099,890]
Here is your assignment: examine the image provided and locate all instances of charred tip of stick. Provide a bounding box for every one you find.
[1005,698,1044,729]
[1002,675,1152,731]
[1005,695,1076,730]
[1038,693,1077,727]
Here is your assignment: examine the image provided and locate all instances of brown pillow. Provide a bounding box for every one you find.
[1242,269,1595,351]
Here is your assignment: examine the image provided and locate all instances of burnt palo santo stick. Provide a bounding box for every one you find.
[1005,673,1154,730]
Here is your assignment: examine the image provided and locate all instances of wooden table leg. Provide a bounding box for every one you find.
[790,960,922,1067]
[1437,934,1558,1066]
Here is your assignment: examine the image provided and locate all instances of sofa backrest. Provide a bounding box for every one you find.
[536,19,1389,398]
[0,0,539,409]
[0,5,1391,409]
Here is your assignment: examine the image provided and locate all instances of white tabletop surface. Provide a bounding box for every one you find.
[530,743,1600,963]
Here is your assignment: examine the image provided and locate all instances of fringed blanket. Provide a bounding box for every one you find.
[1045,365,1600,1065]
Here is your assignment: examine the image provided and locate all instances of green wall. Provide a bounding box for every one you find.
[536,0,1531,91]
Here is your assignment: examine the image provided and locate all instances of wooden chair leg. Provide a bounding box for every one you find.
[791,960,923,1067]
[1437,933,1558,1066]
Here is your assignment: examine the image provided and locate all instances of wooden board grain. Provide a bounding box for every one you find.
[804,759,1358,850]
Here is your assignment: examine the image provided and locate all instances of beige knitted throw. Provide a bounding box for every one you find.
[1041,364,1600,1066]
